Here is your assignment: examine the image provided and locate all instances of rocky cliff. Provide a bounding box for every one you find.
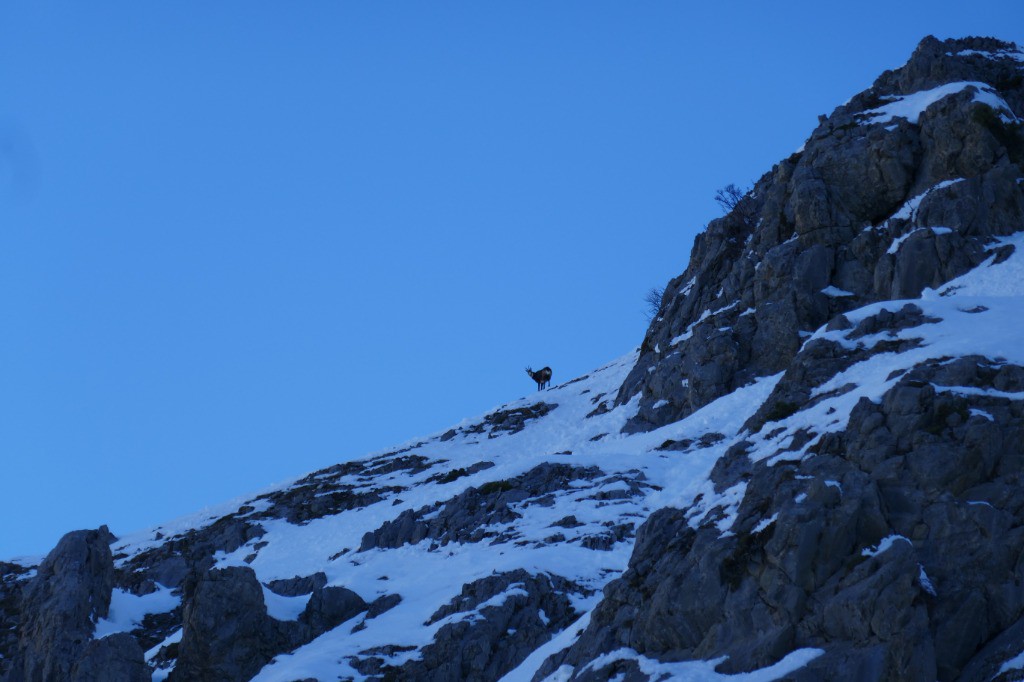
[2,35,1024,682]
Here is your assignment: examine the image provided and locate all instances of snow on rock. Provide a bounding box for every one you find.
[260,586,313,622]
[918,565,937,596]
[949,47,1024,63]
[885,178,963,224]
[859,81,1019,125]
[999,648,1024,676]
[886,226,953,255]
[93,584,179,638]
[820,285,854,297]
[861,534,911,558]
[561,646,824,682]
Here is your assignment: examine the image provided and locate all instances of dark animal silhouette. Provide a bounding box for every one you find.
[526,366,552,391]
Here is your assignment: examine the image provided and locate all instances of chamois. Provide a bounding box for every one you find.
[525,366,552,391]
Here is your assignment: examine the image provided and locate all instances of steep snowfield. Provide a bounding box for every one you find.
[78,223,1024,681]
[77,224,1024,679]
[98,343,785,680]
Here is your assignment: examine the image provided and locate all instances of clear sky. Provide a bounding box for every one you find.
[1,1,1022,559]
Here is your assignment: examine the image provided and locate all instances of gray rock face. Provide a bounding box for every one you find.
[538,37,1024,680]
[115,511,265,597]
[355,570,587,681]
[441,403,558,442]
[3,526,147,682]
[266,571,328,596]
[544,354,1024,681]
[251,453,433,525]
[169,566,367,682]
[302,585,367,635]
[171,566,286,682]
[0,563,30,680]
[616,35,1024,433]
[115,452,438,597]
[743,303,935,434]
[101,450,438,671]
[68,634,150,682]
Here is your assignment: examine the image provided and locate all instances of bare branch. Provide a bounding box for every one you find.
[713,183,747,214]
[643,286,665,322]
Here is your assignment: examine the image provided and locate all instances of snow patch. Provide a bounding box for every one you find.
[932,384,1024,401]
[879,179,963,228]
[670,302,739,346]
[861,534,911,558]
[918,564,937,596]
[570,646,824,682]
[999,648,1024,676]
[887,227,953,255]
[752,513,779,534]
[969,408,995,421]
[860,81,1018,126]
[93,584,179,639]
[261,585,314,622]
[949,48,1024,63]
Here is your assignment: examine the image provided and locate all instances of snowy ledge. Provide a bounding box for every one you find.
[859,81,1019,126]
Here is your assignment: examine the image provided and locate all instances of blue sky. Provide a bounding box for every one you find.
[1,2,1022,559]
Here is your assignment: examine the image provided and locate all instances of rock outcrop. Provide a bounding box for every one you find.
[169,566,366,681]
[540,357,1024,681]
[616,35,1024,434]
[539,35,1024,682]
[354,570,586,681]
[3,527,148,682]
[359,463,605,551]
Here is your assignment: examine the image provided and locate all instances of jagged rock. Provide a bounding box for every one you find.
[266,571,328,596]
[743,303,935,434]
[171,566,290,682]
[426,460,496,485]
[134,608,182,655]
[550,515,584,529]
[543,355,1024,681]
[479,403,558,436]
[113,455,438,607]
[359,463,604,551]
[4,527,120,682]
[367,570,586,681]
[249,453,432,525]
[0,563,30,679]
[170,566,367,681]
[580,523,634,551]
[616,35,1024,433]
[452,403,558,439]
[68,633,149,682]
[301,585,366,634]
[116,513,265,596]
[365,593,402,619]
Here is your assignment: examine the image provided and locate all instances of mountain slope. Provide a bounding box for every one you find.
[3,35,1024,682]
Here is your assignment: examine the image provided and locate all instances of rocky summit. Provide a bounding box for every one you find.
[3,35,1024,682]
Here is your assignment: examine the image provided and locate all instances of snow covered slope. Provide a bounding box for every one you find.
[3,35,1024,682]
[0,348,799,681]
[114,350,792,681]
